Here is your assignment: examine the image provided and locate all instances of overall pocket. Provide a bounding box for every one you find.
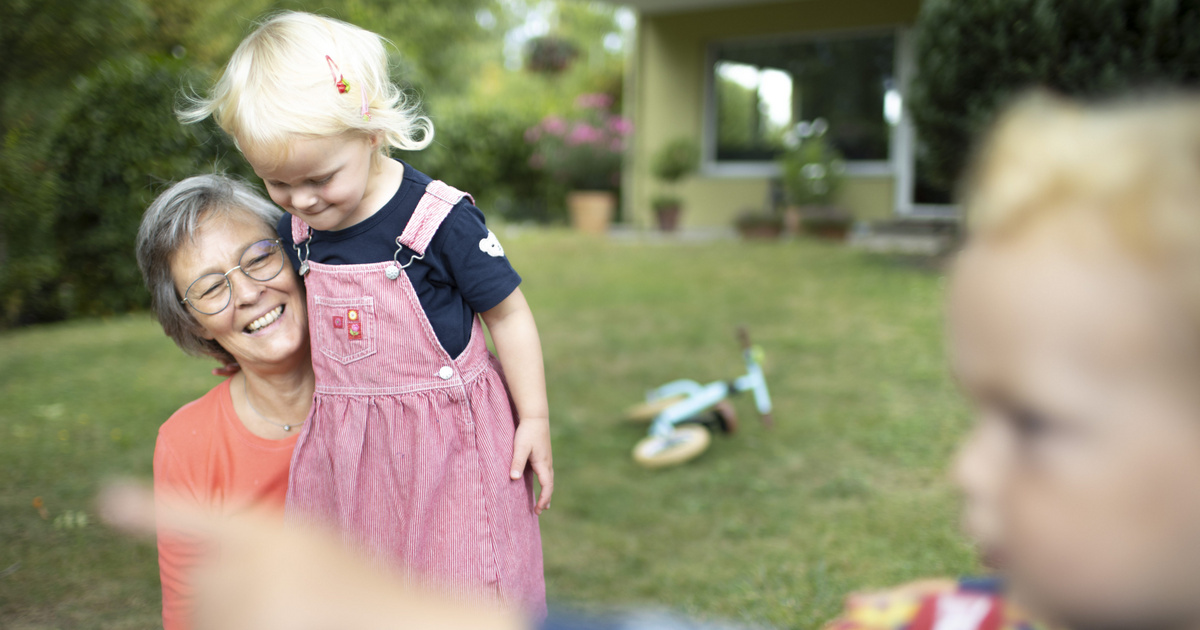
[313,295,378,365]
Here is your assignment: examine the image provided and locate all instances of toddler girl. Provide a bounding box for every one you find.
[181,11,551,616]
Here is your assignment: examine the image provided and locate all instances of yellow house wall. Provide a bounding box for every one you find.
[629,0,920,228]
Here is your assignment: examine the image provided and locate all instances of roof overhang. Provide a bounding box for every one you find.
[607,0,803,15]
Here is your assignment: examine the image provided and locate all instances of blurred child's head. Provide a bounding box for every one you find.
[180,11,432,170]
[950,93,1200,629]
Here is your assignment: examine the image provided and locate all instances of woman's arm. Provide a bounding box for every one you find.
[154,437,207,630]
[480,287,554,513]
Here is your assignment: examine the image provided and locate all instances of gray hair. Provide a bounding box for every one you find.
[136,174,284,365]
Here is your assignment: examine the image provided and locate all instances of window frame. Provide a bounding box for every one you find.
[700,25,956,218]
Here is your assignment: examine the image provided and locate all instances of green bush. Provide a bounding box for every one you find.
[911,0,1200,195]
[780,126,843,207]
[402,103,561,224]
[0,125,61,324]
[0,55,253,326]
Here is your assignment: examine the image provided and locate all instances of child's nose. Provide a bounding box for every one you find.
[290,189,319,211]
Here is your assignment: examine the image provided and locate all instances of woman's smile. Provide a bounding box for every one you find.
[246,304,286,334]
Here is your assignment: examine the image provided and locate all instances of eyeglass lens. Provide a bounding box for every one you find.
[184,240,285,314]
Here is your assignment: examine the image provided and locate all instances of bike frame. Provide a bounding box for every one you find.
[645,345,772,438]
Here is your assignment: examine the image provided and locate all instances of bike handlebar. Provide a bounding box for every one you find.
[737,325,752,350]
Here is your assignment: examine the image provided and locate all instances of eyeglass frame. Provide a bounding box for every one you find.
[179,238,287,315]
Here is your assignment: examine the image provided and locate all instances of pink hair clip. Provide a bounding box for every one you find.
[325,55,371,121]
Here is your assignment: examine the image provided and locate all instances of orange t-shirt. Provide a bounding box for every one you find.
[152,378,298,630]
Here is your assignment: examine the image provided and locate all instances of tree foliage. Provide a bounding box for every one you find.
[0,0,631,326]
[403,103,558,223]
[1,57,251,324]
[910,0,1200,194]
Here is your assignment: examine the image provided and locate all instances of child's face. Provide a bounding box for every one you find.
[248,134,383,232]
[949,222,1200,629]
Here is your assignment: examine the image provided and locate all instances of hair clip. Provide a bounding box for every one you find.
[325,55,350,93]
[326,54,371,121]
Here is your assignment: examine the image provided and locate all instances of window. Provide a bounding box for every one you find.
[707,30,898,168]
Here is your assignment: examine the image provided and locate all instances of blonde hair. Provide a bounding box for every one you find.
[964,92,1200,268]
[180,11,433,165]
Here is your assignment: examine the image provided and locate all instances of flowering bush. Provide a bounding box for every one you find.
[780,118,845,207]
[525,93,631,191]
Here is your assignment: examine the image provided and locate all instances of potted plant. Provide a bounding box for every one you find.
[649,138,700,232]
[526,93,631,234]
[734,208,785,239]
[780,119,851,239]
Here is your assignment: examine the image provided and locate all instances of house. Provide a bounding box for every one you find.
[615,0,947,229]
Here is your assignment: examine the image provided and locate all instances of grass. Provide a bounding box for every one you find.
[0,230,977,629]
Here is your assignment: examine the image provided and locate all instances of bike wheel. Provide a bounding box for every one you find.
[632,425,712,468]
[624,395,686,422]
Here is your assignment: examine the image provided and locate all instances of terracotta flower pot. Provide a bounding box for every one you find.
[734,213,784,239]
[794,205,853,241]
[654,204,682,232]
[567,190,616,235]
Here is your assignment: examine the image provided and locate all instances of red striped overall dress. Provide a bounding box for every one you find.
[285,180,546,616]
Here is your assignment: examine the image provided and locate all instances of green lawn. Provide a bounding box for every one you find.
[0,230,977,629]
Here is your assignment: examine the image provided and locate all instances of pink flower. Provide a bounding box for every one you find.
[565,123,603,147]
[524,127,542,143]
[575,93,613,110]
[541,116,567,136]
[607,116,633,136]
[609,139,625,152]
[528,153,546,169]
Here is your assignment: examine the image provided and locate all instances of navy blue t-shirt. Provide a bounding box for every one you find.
[277,161,521,358]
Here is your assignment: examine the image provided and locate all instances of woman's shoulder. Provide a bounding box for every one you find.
[823,578,1054,630]
[157,379,233,446]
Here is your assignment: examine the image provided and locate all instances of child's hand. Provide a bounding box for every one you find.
[510,417,553,515]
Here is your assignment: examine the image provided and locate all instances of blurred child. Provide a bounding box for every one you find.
[180,11,550,617]
[830,93,1200,629]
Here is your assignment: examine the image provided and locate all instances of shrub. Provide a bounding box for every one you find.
[650,137,699,209]
[0,125,61,325]
[911,0,1200,195]
[525,92,631,192]
[403,102,561,224]
[779,120,844,207]
[0,55,252,326]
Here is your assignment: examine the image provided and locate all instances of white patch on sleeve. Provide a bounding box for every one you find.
[479,230,505,257]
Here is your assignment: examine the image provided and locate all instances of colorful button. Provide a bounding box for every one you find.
[347,309,359,321]
[332,315,344,329]
[348,322,362,339]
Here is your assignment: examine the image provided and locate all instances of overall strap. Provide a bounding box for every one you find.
[289,215,314,274]
[397,180,474,255]
[290,214,313,245]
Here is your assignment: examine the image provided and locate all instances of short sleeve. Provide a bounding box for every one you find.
[433,201,522,314]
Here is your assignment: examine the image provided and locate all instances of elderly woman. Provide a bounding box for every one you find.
[135,173,314,630]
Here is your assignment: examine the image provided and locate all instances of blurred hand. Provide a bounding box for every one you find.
[98,481,526,630]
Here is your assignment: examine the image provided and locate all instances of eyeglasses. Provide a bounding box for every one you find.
[180,239,286,315]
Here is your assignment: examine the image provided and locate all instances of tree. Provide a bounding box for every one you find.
[0,56,251,324]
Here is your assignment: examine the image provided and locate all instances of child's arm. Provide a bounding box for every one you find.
[480,287,554,514]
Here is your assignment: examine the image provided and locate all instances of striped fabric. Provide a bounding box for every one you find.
[291,215,310,246]
[398,180,475,255]
[285,181,545,617]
